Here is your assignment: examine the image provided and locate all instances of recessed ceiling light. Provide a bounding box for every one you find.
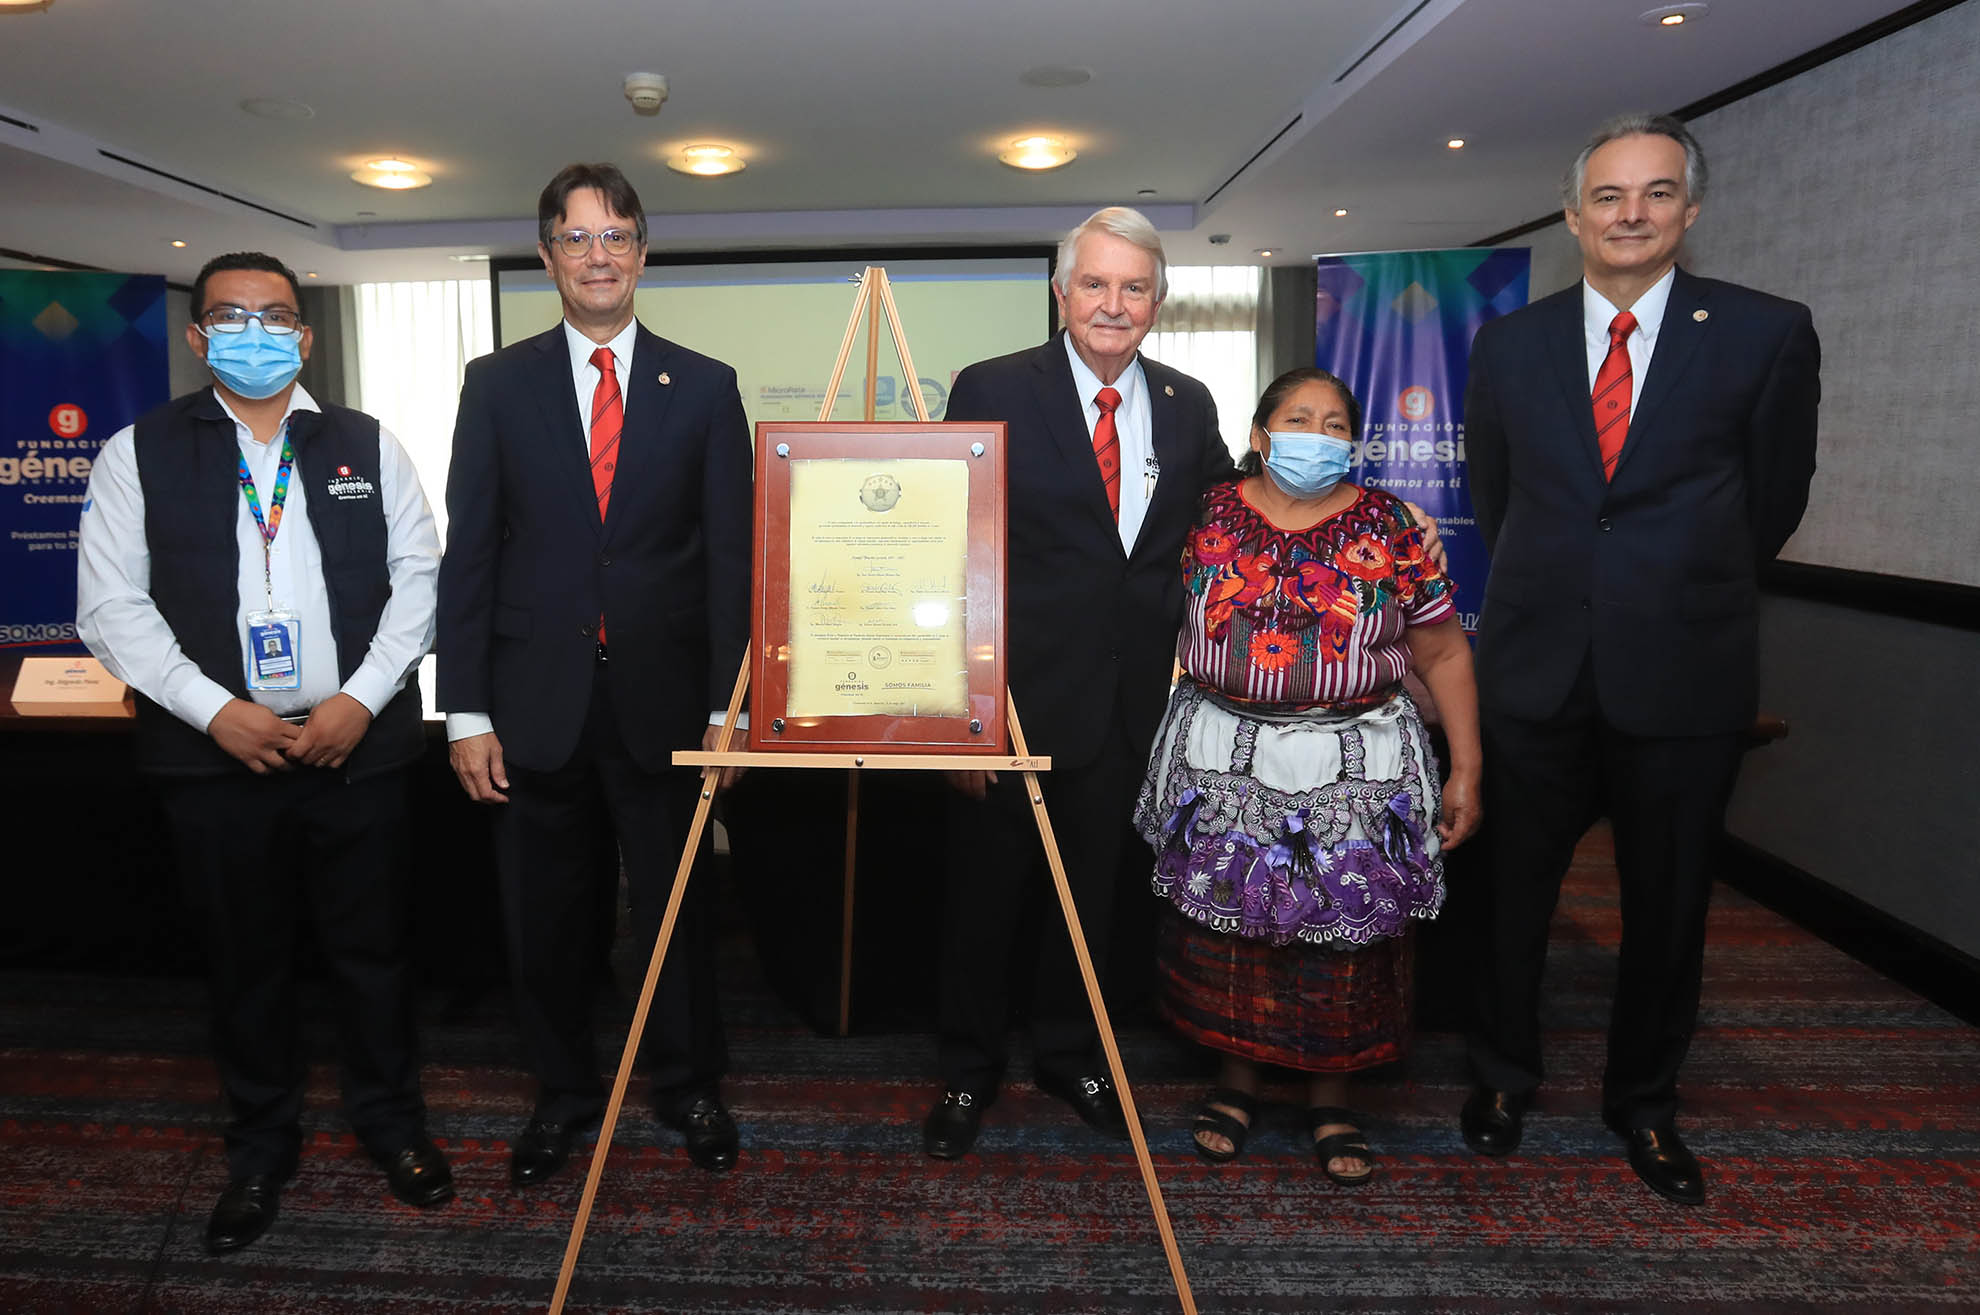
[1334,208,1348,217]
[1136,188,1157,197]
[449,253,489,263]
[239,97,314,121]
[667,144,745,177]
[1256,249,1275,258]
[1641,3,1708,25]
[1019,64,1093,88]
[1446,138,1466,150]
[304,272,319,279]
[169,239,187,248]
[998,135,1076,171]
[350,157,432,190]
[0,1,56,13]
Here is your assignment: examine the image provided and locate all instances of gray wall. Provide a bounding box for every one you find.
[1730,599,1980,958]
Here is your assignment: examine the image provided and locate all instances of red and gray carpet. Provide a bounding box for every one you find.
[3,827,1976,1313]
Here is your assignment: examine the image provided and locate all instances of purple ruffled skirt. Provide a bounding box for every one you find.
[1133,678,1445,948]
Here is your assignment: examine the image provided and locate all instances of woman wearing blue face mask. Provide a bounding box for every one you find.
[1133,366,1481,1184]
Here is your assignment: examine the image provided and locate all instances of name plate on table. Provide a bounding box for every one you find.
[752,422,1007,754]
[10,656,132,717]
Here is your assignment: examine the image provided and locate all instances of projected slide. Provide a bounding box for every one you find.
[495,256,1050,430]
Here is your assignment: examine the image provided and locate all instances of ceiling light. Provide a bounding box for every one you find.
[1334,208,1348,217]
[998,135,1076,171]
[0,1,56,13]
[667,144,745,177]
[449,253,489,263]
[169,239,187,248]
[1641,3,1708,25]
[1137,188,1157,197]
[1256,249,1275,258]
[350,157,432,190]
[304,272,319,279]
[1446,138,1466,150]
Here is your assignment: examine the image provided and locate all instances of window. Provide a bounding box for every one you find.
[1140,265,1261,458]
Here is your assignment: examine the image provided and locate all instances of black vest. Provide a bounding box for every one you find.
[129,389,424,779]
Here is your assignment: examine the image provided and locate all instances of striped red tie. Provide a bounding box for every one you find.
[1592,310,1637,481]
[588,346,623,519]
[588,346,622,645]
[1093,386,1122,521]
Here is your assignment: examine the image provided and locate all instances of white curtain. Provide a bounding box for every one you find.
[353,279,494,544]
[1142,265,1262,459]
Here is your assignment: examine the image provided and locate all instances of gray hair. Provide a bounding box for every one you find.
[1560,113,1708,211]
[1053,206,1169,302]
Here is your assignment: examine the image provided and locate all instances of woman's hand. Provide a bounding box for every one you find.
[1437,767,1481,849]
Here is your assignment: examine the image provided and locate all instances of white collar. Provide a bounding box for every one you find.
[563,317,640,371]
[1582,265,1677,347]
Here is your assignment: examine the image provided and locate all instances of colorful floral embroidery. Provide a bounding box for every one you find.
[1203,552,1278,639]
[1336,532,1392,582]
[1249,629,1298,672]
[1190,523,1238,567]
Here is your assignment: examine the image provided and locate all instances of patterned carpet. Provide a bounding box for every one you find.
[2,826,1976,1314]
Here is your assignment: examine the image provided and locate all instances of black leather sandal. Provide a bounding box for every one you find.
[1191,1086,1259,1164]
[1307,1105,1374,1186]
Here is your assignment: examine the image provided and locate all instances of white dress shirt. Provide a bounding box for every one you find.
[1063,334,1155,553]
[1582,265,1677,411]
[77,384,440,732]
[564,317,640,448]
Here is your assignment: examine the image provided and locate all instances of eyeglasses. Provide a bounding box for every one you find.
[547,228,638,258]
[199,305,303,336]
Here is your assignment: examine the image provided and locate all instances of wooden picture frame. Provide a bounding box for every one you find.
[750,421,1007,753]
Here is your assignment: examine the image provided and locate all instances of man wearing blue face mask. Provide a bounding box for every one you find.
[76,252,450,1253]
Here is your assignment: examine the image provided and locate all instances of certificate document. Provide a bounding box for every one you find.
[786,457,969,718]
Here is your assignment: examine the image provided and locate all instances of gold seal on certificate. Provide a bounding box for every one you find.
[786,457,969,718]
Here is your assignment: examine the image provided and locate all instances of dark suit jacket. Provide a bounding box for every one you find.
[436,322,752,773]
[946,334,1233,770]
[1465,266,1820,737]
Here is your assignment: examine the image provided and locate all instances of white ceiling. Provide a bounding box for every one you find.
[0,0,1921,286]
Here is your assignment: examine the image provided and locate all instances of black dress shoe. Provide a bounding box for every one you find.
[510,1117,580,1188]
[375,1135,455,1208]
[922,1089,989,1160]
[205,1175,281,1254]
[1622,1123,1705,1205]
[1460,1085,1530,1156]
[657,1088,739,1173]
[1037,1072,1128,1140]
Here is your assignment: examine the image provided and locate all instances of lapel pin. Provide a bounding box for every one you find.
[658,371,671,385]
[1163,384,1175,396]
[1693,310,1709,322]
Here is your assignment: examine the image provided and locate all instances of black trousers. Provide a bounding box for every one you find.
[160,766,423,1180]
[496,675,725,1126]
[937,715,1141,1094]
[1467,661,1743,1130]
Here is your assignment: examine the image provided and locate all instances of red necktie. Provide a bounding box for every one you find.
[1592,310,1637,481]
[588,346,623,520]
[1093,386,1122,522]
[588,346,623,645]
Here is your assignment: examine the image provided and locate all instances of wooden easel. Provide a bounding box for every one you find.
[545,269,1199,1315]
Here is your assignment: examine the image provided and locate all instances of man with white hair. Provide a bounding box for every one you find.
[922,207,1234,1158]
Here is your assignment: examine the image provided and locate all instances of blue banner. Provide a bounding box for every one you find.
[0,271,169,652]
[1313,248,1528,631]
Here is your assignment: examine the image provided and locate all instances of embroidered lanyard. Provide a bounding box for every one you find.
[237,428,295,610]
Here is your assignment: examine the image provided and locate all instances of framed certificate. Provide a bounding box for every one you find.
[751,422,1006,753]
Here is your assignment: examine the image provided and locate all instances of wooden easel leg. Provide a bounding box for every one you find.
[546,659,751,1315]
[1006,697,1198,1315]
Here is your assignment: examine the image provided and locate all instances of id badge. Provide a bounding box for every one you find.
[246,609,302,690]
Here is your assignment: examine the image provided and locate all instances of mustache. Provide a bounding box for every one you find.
[1088,311,1135,327]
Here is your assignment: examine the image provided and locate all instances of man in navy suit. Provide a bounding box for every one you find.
[1459,115,1820,1204]
[437,162,752,1182]
[921,207,1235,1158]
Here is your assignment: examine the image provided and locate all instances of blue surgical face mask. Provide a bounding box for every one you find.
[1260,431,1353,500]
[202,321,303,400]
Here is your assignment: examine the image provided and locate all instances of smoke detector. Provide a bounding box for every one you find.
[624,72,669,115]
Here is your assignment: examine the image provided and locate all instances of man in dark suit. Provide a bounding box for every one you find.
[1460,115,1820,1204]
[437,162,752,1182]
[922,207,1235,1158]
